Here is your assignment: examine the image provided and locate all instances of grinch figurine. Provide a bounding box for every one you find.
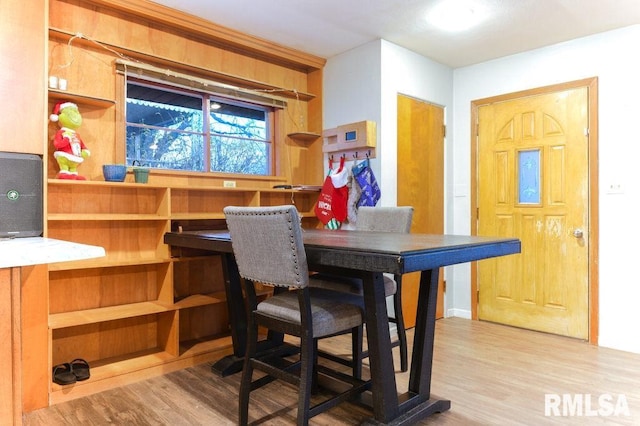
[50,101,90,180]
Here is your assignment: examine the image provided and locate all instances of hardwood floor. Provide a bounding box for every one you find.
[24,317,640,425]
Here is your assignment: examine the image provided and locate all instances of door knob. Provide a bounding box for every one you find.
[573,229,584,238]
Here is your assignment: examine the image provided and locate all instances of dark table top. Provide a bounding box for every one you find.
[164,229,521,275]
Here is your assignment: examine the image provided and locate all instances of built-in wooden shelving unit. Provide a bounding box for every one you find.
[46,179,319,403]
[37,0,325,410]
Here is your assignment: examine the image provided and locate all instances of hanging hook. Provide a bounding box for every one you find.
[353,151,358,159]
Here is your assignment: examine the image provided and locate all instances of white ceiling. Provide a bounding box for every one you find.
[150,0,640,68]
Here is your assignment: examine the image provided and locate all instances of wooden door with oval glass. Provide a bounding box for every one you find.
[476,85,590,339]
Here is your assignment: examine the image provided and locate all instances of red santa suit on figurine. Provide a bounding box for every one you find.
[50,101,90,180]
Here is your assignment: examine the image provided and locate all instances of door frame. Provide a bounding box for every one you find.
[469,77,599,344]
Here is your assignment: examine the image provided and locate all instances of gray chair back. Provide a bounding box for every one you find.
[224,205,309,289]
[355,206,413,233]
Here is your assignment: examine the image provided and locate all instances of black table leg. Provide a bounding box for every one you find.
[210,253,247,376]
[406,268,450,418]
[211,253,295,377]
[362,268,450,426]
[362,271,400,423]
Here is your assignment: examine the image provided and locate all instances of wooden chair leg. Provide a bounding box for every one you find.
[393,285,408,372]
[238,316,258,425]
[312,339,319,393]
[352,325,363,379]
[298,332,314,426]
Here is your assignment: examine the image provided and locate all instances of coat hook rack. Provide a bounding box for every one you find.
[322,120,377,161]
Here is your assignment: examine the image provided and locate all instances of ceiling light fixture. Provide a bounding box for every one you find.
[427,0,486,32]
[210,102,221,110]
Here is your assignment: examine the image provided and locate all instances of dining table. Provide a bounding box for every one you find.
[164,228,521,425]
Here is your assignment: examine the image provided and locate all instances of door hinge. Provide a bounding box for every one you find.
[584,127,589,137]
[443,124,447,138]
[477,207,479,220]
[477,289,480,301]
[443,280,446,293]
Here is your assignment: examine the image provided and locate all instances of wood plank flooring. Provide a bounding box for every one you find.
[23,318,640,425]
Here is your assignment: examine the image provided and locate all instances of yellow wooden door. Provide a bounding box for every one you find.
[397,94,445,323]
[477,87,589,339]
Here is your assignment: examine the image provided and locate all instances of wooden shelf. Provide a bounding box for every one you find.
[261,187,321,194]
[299,211,317,218]
[170,254,220,263]
[49,301,173,329]
[48,179,166,189]
[48,89,115,108]
[179,334,233,357]
[50,348,175,392]
[229,209,312,219]
[171,213,226,221]
[173,292,226,309]
[323,120,377,160]
[48,213,170,221]
[49,257,170,271]
[288,131,321,142]
[49,341,231,404]
[48,180,170,217]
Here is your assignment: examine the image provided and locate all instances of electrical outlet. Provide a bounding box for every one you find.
[223,180,236,188]
[606,183,624,194]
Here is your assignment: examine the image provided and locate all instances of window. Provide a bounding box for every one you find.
[125,79,273,175]
[209,96,270,175]
[518,149,541,204]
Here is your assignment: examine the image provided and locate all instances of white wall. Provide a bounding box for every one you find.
[325,25,640,354]
[452,25,640,354]
[324,40,453,205]
[324,39,454,308]
[323,39,382,178]
[379,41,453,207]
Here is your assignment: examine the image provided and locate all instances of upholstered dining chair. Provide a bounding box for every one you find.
[223,205,369,426]
[314,206,413,372]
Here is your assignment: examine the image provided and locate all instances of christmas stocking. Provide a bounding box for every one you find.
[315,173,336,226]
[330,158,349,222]
[355,159,381,207]
[346,172,361,225]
